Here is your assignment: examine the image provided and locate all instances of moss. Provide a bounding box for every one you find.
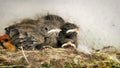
[41,62,52,68]
[0,65,25,68]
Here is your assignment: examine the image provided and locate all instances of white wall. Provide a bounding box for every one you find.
[0,0,120,52]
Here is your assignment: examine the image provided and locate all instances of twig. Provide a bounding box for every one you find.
[18,50,39,53]
[20,46,29,64]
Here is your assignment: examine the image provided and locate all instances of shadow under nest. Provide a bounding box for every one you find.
[0,14,120,68]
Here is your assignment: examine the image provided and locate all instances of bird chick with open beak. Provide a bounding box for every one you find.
[58,23,79,48]
[0,34,16,51]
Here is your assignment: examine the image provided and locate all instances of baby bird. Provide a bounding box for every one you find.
[58,23,79,48]
[35,14,65,49]
[5,19,43,50]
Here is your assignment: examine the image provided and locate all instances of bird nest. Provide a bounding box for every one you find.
[0,46,120,68]
[0,14,120,68]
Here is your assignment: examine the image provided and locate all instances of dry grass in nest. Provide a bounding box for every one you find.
[0,46,119,68]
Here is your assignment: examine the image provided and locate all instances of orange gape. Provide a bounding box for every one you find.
[0,34,16,51]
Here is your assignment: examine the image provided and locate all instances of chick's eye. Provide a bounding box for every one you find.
[44,25,50,31]
[45,27,48,30]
